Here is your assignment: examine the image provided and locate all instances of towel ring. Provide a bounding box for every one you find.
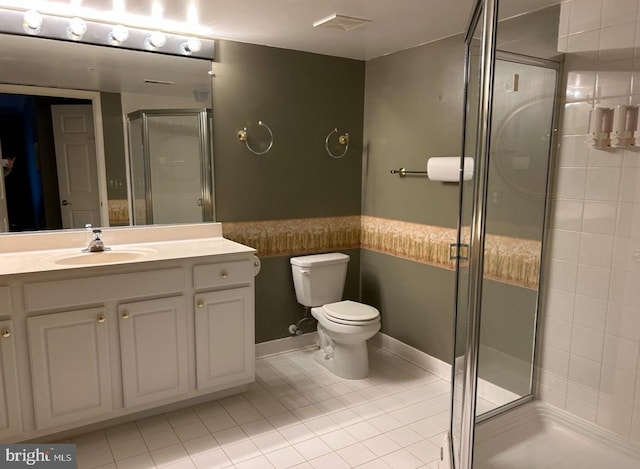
[237,120,274,155]
[325,128,349,159]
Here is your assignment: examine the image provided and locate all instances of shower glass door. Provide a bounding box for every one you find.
[127,109,213,225]
[478,56,558,418]
[450,0,560,467]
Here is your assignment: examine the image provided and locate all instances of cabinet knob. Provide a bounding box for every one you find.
[197,300,205,308]
[97,315,106,324]
[1,329,10,338]
[121,311,130,320]
[221,271,228,279]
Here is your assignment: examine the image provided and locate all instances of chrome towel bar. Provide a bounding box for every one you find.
[389,168,428,177]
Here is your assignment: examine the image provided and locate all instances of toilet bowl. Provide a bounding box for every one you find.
[312,300,380,379]
[290,253,381,380]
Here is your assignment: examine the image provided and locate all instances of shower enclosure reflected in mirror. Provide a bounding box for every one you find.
[127,109,213,225]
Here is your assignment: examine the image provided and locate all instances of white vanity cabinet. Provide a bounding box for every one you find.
[195,287,254,390]
[193,260,255,391]
[0,224,256,442]
[27,307,112,430]
[0,320,22,440]
[2,248,255,442]
[118,296,189,408]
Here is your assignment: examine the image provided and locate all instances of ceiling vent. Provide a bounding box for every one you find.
[313,14,372,32]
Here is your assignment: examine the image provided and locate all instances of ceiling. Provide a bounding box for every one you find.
[0,0,563,99]
[7,0,562,61]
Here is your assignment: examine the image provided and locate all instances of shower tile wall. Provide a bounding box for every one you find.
[538,0,640,441]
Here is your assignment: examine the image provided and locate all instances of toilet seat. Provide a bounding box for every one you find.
[322,300,380,326]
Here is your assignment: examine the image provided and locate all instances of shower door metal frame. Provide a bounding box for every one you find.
[127,108,213,225]
[454,0,499,468]
[452,0,563,467]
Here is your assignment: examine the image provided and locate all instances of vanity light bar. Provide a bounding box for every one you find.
[0,7,215,60]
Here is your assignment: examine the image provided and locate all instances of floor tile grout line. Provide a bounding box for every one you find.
[72,346,449,469]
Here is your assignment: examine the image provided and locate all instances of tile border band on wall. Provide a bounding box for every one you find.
[220,215,540,290]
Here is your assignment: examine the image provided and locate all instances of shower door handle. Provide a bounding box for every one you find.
[197,198,203,206]
[449,243,469,261]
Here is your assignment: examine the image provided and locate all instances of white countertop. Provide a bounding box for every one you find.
[0,223,256,276]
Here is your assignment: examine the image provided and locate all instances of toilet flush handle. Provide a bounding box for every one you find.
[300,270,311,276]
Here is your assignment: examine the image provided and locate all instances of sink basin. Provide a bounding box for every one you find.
[53,249,153,266]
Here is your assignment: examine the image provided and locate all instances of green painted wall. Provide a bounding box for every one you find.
[213,40,365,222]
[211,26,552,364]
[362,35,465,227]
[212,40,365,341]
[361,36,465,361]
[362,250,456,362]
[101,92,127,202]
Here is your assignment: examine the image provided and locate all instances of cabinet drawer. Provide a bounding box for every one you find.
[193,260,252,290]
[24,268,183,312]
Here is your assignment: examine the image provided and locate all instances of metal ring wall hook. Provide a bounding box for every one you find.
[237,120,274,155]
[325,128,349,158]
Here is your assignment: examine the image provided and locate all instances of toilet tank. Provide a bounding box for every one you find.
[290,253,349,307]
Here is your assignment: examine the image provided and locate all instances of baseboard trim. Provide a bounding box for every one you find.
[255,332,319,358]
[369,332,452,382]
[254,333,525,407]
[255,331,452,380]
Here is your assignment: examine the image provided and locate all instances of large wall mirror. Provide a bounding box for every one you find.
[0,33,213,233]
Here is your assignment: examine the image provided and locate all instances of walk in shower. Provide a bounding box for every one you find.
[450,0,561,467]
[127,109,213,225]
[450,0,640,467]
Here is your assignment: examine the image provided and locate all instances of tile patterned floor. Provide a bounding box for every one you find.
[65,344,450,469]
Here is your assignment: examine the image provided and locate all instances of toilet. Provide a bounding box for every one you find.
[290,253,381,379]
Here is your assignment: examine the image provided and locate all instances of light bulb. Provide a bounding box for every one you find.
[151,1,164,20]
[109,25,129,45]
[145,31,167,50]
[181,37,202,54]
[187,4,198,24]
[23,10,43,34]
[67,17,87,40]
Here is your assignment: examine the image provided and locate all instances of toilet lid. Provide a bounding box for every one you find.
[323,300,379,322]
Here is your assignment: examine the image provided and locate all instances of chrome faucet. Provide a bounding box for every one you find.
[83,228,108,252]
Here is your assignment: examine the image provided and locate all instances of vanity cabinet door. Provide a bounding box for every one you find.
[0,320,22,439]
[119,296,188,408]
[27,307,112,430]
[195,287,254,391]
